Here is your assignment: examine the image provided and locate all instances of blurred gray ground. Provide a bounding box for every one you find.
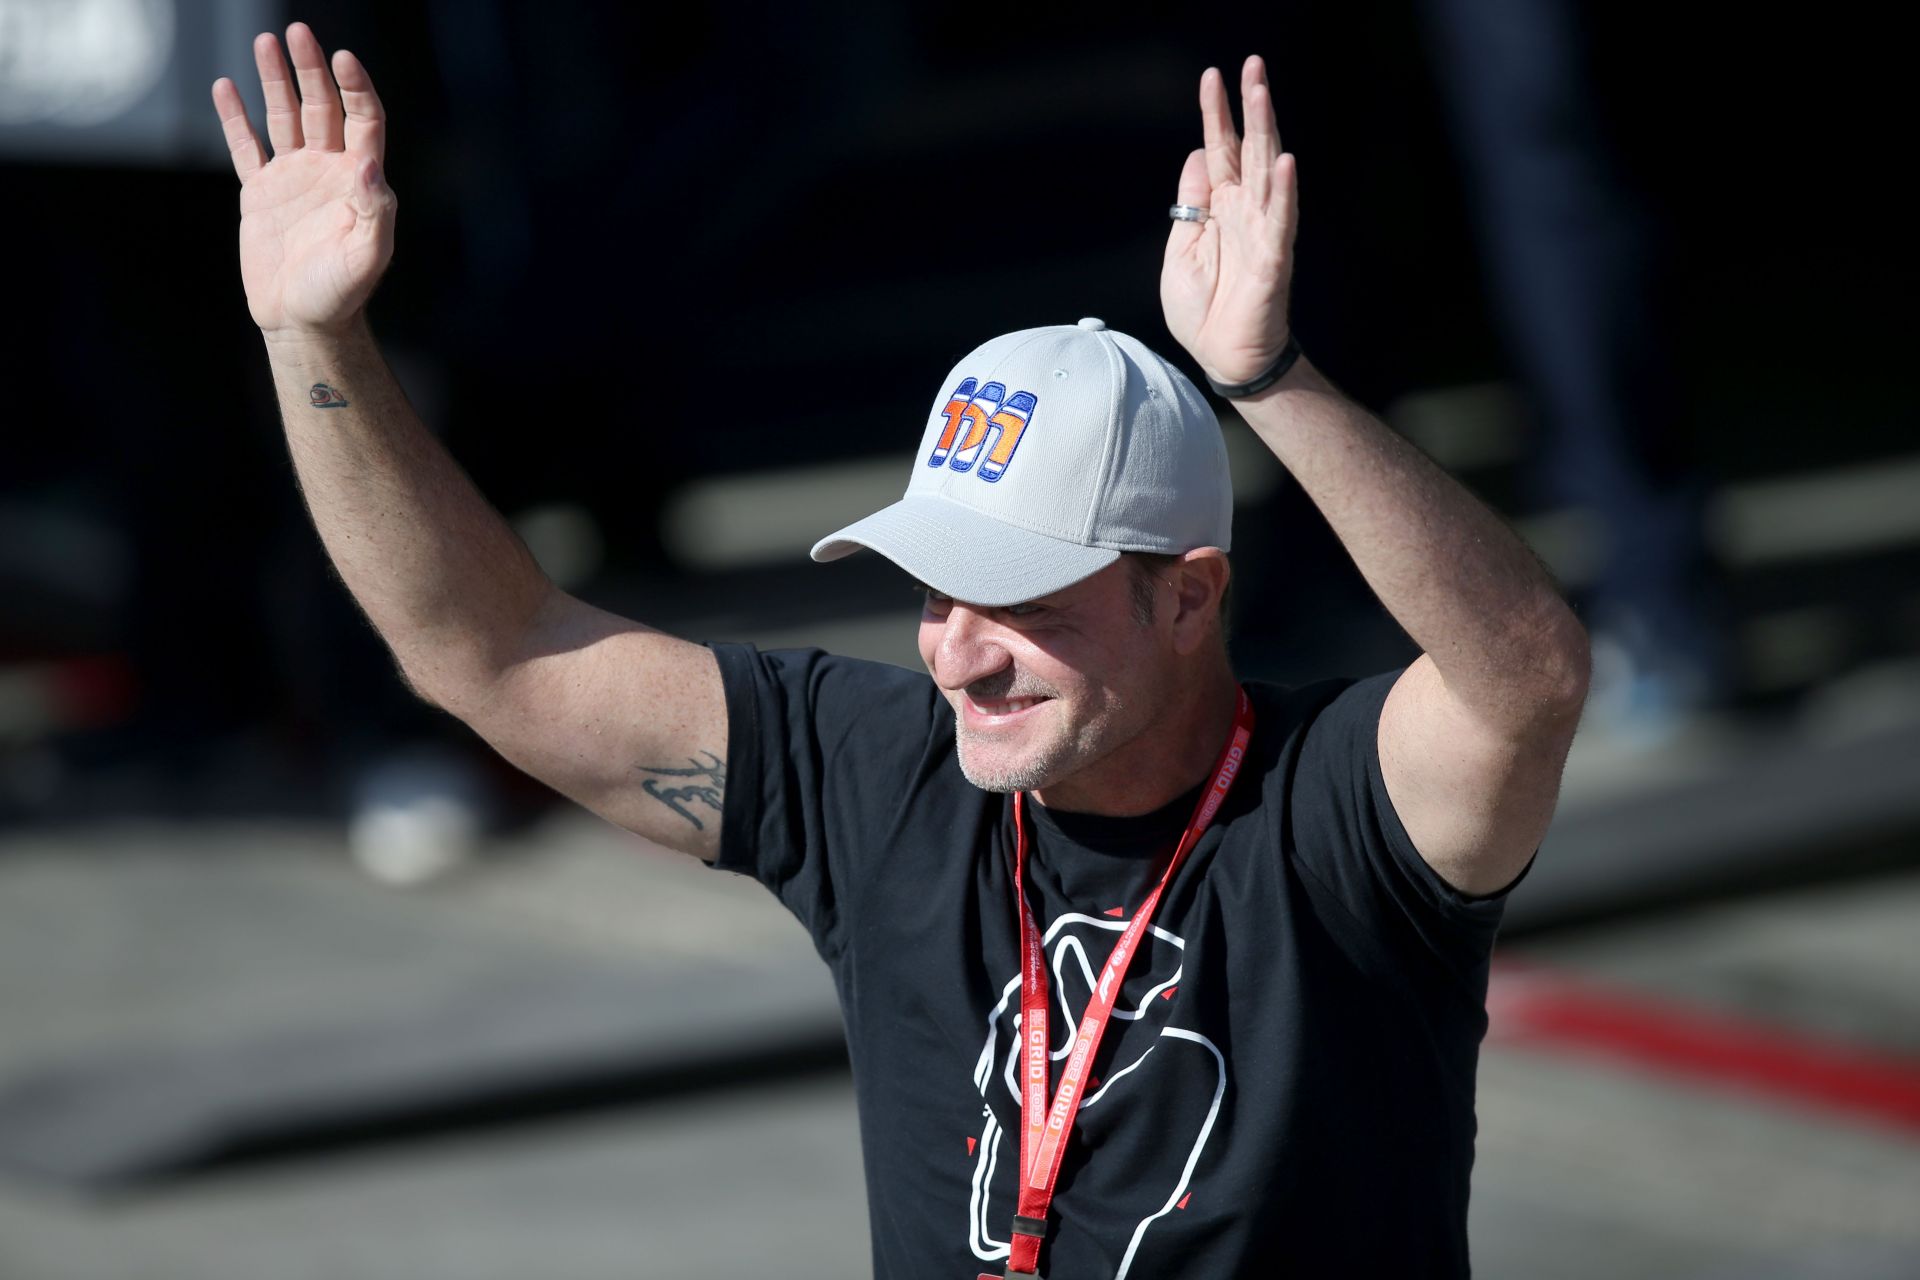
[3,588,1919,1279]
[1,800,1917,1278]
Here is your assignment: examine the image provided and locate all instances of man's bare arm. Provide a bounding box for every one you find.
[1233,357,1588,894]
[220,23,728,859]
[262,324,730,858]
[1162,57,1589,896]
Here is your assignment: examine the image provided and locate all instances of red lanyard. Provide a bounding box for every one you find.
[1001,687,1254,1280]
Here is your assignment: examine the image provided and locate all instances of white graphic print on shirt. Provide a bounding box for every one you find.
[965,911,1227,1280]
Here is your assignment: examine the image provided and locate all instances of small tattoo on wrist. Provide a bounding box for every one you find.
[309,383,350,409]
[638,750,726,831]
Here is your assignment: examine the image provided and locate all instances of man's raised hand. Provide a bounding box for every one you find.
[211,22,395,342]
[1160,56,1299,388]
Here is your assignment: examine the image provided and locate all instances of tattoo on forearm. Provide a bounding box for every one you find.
[309,382,350,408]
[637,750,726,831]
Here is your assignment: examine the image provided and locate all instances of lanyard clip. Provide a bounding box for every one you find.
[1006,1213,1047,1279]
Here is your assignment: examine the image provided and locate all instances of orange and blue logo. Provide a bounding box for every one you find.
[927,378,1038,483]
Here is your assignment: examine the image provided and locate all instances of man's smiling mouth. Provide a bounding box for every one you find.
[964,694,1054,723]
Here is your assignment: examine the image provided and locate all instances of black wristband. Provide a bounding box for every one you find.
[1205,333,1302,399]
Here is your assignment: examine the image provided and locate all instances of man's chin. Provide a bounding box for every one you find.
[954,737,1067,794]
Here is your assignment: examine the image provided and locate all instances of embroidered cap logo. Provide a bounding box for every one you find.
[926,378,1039,482]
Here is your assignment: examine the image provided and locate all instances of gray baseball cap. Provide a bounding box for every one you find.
[810,318,1232,606]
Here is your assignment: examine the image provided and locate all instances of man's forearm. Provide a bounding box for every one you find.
[263,316,552,709]
[1238,356,1589,725]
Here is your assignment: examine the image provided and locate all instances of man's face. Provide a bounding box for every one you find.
[916,559,1171,794]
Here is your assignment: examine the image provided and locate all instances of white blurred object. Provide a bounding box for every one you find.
[348,748,488,886]
[0,0,275,167]
[0,0,174,126]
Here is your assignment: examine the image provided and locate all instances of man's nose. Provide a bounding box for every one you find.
[934,601,1010,689]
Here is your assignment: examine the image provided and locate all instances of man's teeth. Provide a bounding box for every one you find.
[978,697,1044,714]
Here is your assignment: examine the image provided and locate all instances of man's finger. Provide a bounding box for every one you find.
[1241,57,1276,211]
[332,47,387,166]
[1199,67,1241,188]
[1169,148,1211,251]
[286,22,344,153]
[1175,147,1211,206]
[1268,152,1300,255]
[210,77,267,183]
[253,31,303,154]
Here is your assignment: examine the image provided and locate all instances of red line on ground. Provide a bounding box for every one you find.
[1486,962,1920,1136]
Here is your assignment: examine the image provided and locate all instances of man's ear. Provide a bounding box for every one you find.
[1170,549,1230,655]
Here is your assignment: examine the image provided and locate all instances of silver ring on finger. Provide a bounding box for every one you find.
[1169,204,1210,223]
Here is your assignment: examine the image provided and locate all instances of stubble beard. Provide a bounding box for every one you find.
[954,698,1126,794]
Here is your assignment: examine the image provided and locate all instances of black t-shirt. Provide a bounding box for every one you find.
[710,643,1529,1279]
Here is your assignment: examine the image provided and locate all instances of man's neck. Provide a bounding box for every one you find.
[1031,664,1240,818]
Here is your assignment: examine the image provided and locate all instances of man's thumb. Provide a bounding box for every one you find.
[363,158,382,190]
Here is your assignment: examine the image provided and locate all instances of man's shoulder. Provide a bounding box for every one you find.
[1241,669,1380,740]
[712,641,937,695]
[1235,667,1408,798]
[710,640,954,746]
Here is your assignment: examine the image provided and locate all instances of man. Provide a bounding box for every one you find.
[214,24,1589,1278]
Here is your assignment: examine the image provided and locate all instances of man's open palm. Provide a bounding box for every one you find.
[211,22,394,340]
[1161,56,1298,388]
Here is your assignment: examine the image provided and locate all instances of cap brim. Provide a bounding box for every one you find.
[811,494,1120,607]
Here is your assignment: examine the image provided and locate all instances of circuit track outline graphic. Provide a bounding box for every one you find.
[965,912,1228,1278]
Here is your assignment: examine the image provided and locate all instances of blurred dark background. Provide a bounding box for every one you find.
[4,0,1910,825]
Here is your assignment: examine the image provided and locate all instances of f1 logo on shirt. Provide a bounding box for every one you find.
[927,378,1038,482]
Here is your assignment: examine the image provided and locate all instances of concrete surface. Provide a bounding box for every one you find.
[1,810,1916,1277]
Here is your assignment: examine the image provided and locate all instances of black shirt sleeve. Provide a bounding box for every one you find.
[707,642,947,962]
[1286,667,1535,986]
